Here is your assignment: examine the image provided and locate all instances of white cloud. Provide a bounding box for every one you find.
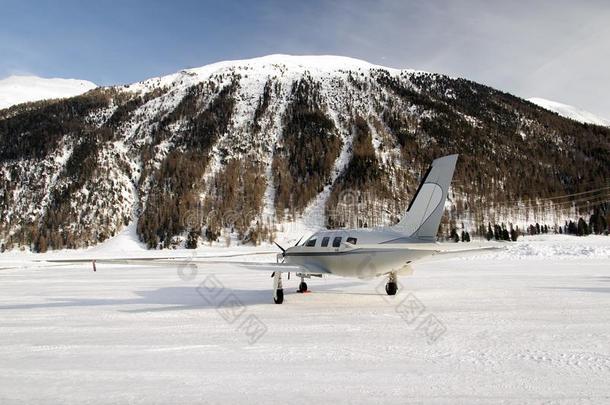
[258,0,610,119]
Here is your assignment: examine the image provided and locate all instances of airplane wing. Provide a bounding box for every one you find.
[0,262,87,271]
[352,242,504,265]
[422,244,505,261]
[30,255,327,275]
[32,250,277,263]
[433,245,504,254]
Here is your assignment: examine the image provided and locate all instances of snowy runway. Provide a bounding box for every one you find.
[1,238,609,404]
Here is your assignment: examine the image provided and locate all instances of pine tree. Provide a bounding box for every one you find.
[494,224,501,240]
[502,228,510,241]
[567,220,577,235]
[36,234,48,253]
[577,217,589,236]
[509,224,518,241]
[590,209,608,234]
[186,231,199,249]
[486,223,493,241]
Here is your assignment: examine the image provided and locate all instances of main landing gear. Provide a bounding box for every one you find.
[272,272,284,304]
[385,272,398,296]
[298,274,308,293]
[298,280,308,293]
[296,272,321,293]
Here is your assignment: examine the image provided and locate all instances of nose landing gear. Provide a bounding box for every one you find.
[272,271,284,304]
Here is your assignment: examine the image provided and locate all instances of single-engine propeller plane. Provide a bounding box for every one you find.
[31,154,501,304]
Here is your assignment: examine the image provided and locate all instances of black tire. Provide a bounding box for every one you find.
[298,281,308,293]
[274,288,284,304]
[385,282,398,296]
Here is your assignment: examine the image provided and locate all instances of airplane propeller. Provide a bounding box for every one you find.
[274,236,303,261]
[273,236,303,280]
[274,241,286,256]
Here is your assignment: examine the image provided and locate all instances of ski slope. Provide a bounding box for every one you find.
[0,235,609,404]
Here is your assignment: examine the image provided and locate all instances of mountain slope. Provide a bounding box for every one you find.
[1,55,608,251]
[0,75,97,109]
[527,97,610,127]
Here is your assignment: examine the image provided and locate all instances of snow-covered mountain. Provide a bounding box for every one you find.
[527,97,609,127]
[0,75,97,109]
[1,55,608,251]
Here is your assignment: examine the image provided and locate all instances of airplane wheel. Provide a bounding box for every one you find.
[274,288,284,304]
[385,282,398,296]
[298,281,308,293]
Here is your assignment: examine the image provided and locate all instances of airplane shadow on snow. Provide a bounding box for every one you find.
[0,281,366,313]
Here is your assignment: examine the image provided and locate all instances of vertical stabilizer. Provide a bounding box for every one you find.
[392,154,458,241]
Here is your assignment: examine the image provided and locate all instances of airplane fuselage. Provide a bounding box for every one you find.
[283,228,439,278]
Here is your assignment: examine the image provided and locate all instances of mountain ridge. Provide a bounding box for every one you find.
[1,55,608,251]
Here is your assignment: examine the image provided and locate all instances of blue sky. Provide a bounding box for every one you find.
[1,0,609,117]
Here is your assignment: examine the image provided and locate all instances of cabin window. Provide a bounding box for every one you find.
[332,236,342,247]
[305,238,317,247]
[321,236,330,247]
[346,237,357,245]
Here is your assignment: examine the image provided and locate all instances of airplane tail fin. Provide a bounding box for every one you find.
[392,154,458,241]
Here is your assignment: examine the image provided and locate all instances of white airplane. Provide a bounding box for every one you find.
[32,154,501,304]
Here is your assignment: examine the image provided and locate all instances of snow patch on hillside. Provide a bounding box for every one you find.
[528,97,610,127]
[0,75,97,109]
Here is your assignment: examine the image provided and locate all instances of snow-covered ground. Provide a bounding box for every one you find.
[0,235,609,404]
[0,75,97,109]
[528,97,610,127]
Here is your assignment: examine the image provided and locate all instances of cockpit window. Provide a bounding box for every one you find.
[321,236,330,247]
[332,236,342,247]
[305,238,317,247]
[346,237,357,245]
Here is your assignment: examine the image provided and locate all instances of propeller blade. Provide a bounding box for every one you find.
[294,236,304,247]
[273,241,286,254]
